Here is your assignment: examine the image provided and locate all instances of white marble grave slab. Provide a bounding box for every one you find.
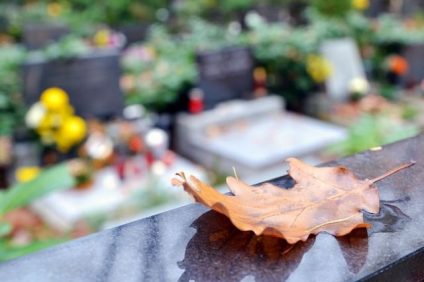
[192,112,346,169]
[31,155,207,231]
[321,38,366,100]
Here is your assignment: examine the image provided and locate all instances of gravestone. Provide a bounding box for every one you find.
[403,43,424,86]
[321,38,366,101]
[365,0,389,18]
[366,0,424,18]
[22,50,124,119]
[196,46,254,109]
[117,24,149,47]
[1,135,424,281]
[23,23,69,50]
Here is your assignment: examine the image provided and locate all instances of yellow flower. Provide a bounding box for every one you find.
[352,0,369,10]
[55,135,75,152]
[54,116,86,152]
[47,3,63,17]
[306,55,332,83]
[16,167,40,183]
[59,116,87,142]
[40,87,69,111]
[93,29,110,47]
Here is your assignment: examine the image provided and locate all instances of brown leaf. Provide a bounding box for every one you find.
[172,158,414,244]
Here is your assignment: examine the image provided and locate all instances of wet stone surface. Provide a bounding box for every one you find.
[1,135,424,281]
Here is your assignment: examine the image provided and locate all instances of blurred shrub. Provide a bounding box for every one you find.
[0,45,26,136]
[0,0,168,38]
[330,114,419,156]
[0,162,76,261]
[310,0,353,18]
[121,19,243,110]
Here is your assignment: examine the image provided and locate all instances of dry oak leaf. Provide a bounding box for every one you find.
[172,158,415,244]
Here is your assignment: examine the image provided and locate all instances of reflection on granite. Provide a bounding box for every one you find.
[1,135,424,281]
[178,210,316,282]
[178,211,369,282]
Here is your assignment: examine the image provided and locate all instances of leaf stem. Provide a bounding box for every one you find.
[232,166,239,181]
[370,160,416,183]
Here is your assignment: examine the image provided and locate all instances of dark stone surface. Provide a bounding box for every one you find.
[2,135,424,281]
[23,23,69,50]
[196,46,254,109]
[403,43,424,86]
[22,50,124,119]
[117,23,149,47]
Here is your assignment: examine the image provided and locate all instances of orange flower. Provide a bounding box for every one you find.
[388,55,409,76]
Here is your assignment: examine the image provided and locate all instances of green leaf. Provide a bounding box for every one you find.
[0,163,76,215]
[0,222,12,238]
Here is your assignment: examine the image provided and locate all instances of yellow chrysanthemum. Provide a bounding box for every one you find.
[352,0,369,10]
[37,112,62,131]
[55,134,76,152]
[16,167,40,183]
[59,116,87,143]
[93,29,110,47]
[306,55,332,83]
[40,87,69,111]
[54,116,86,152]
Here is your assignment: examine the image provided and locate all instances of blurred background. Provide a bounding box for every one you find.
[0,0,423,261]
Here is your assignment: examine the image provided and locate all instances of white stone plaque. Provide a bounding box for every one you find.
[321,38,366,100]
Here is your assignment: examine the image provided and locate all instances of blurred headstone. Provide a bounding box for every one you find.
[321,38,366,101]
[22,50,124,119]
[23,23,69,50]
[253,5,283,23]
[365,0,389,18]
[401,0,424,16]
[117,24,149,47]
[366,0,424,17]
[196,46,254,109]
[403,43,424,86]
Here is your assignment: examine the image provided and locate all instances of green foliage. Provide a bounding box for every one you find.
[121,10,424,110]
[0,162,76,260]
[401,104,418,121]
[245,18,321,107]
[49,0,169,36]
[0,1,168,38]
[0,2,73,39]
[36,34,90,60]
[0,45,27,136]
[122,19,243,110]
[0,163,75,215]
[374,14,424,45]
[0,222,12,238]
[330,114,419,156]
[122,25,196,109]
[306,10,373,44]
[176,0,254,22]
[310,0,353,18]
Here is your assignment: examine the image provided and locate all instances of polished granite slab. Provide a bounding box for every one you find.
[1,135,424,281]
